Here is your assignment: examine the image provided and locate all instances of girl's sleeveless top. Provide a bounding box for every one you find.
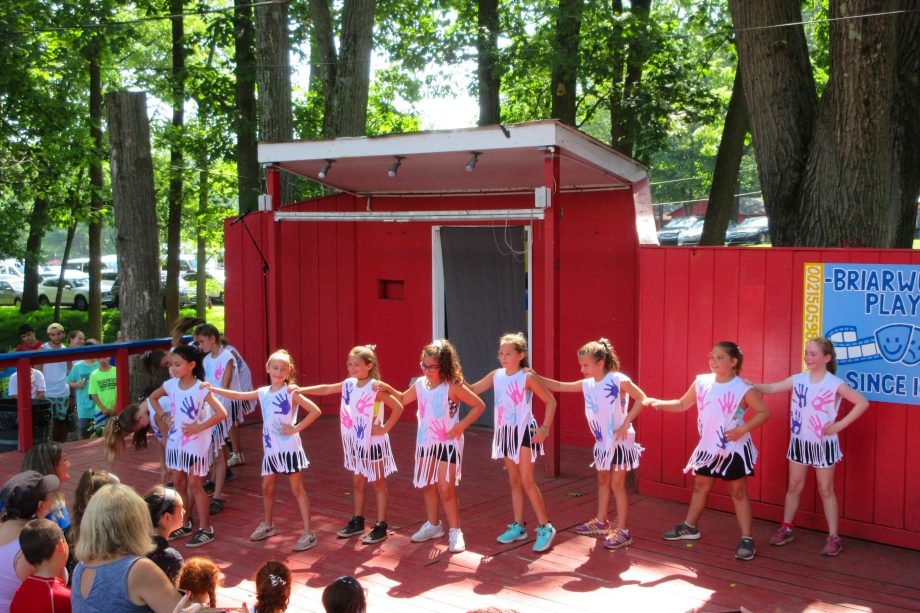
[226,344,256,415]
[413,379,462,488]
[257,385,309,475]
[491,369,540,463]
[786,372,845,467]
[204,348,236,441]
[684,374,757,476]
[582,372,643,471]
[338,378,396,481]
[163,378,213,476]
[71,556,151,613]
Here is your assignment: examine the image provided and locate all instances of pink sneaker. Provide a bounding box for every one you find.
[821,534,843,556]
[574,518,610,536]
[769,524,794,546]
[603,529,633,550]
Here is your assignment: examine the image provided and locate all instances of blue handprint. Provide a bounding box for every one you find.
[585,393,600,415]
[716,426,728,450]
[263,428,272,449]
[179,396,198,421]
[354,417,367,440]
[589,419,603,441]
[607,419,615,438]
[604,380,619,401]
[791,410,803,435]
[793,384,808,409]
[342,382,353,405]
[431,388,447,418]
[272,393,291,416]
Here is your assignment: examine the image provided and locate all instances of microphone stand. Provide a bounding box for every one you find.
[237,215,271,381]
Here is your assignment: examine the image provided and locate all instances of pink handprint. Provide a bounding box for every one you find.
[697,387,710,412]
[214,361,224,381]
[811,389,834,414]
[808,414,824,440]
[507,380,525,406]
[497,404,505,426]
[340,408,353,429]
[718,392,737,417]
[418,395,428,420]
[355,393,374,416]
[429,419,448,442]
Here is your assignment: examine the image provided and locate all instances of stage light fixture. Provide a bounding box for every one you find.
[465,151,481,173]
[387,156,405,178]
[318,159,334,179]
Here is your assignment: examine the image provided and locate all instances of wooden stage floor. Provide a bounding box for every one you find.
[2,418,918,612]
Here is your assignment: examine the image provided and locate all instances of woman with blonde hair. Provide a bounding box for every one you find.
[72,484,182,612]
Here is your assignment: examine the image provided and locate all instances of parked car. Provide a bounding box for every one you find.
[37,277,111,310]
[677,219,736,246]
[110,275,194,309]
[657,216,699,245]
[0,280,22,307]
[182,271,223,304]
[725,216,770,245]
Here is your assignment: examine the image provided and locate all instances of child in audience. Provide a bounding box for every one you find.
[177,556,221,607]
[10,518,70,613]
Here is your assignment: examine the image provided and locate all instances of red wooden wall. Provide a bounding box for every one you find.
[636,246,920,550]
[224,188,641,448]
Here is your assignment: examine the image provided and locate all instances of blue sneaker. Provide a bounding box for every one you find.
[496,522,527,544]
[533,523,556,552]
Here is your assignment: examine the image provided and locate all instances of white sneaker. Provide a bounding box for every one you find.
[448,528,465,552]
[410,521,445,543]
[227,452,244,467]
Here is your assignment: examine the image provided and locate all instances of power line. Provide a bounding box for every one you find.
[652,191,762,208]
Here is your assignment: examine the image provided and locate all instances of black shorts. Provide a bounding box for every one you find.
[495,423,541,457]
[418,445,457,465]
[693,452,754,481]
[357,444,384,462]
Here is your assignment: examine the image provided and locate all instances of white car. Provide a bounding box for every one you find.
[0,280,22,307]
[37,277,112,310]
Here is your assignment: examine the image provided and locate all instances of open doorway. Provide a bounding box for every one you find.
[432,226,530,427]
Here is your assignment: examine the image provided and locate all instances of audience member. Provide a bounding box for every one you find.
[42,323,71,442]
[177,557,220,608]
[68,340,99,440]
[10,519,70,613]
[15,325,42,352]
[143,486,184,584]
[322,575,367,613]
[7,368,45,399]
[253,561,291,613]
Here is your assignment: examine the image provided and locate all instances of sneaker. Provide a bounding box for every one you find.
[769,524,795,546]
[186,528,215,548]
[411,521,445,543]
[496,522,527,544]
[603,529,633,550]
[203,480,215,494]
[663,522,701,541]
[250,522,277,541]
[225,468,235,482]
[169,521,193,541]
[533,523,556,552]
[735,536,756,561]
[227,452,245,467]
[209,497,225,515]
[293,532,318,551]
[337,515,366,539]
[361,521,389,544]
[820,534,843,556]
[575,518,610,536]
[448,528,465,552]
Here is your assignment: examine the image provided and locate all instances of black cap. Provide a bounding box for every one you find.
[0,471,60,518]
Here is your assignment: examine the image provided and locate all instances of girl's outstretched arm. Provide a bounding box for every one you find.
[446,382,485,438]
[200,382,258,401]
[752,376,794,395]
[373,380,414,404]
[644,382,696,413]
[528,371,582,393]
[615,379,649,439]
[725,389,771,441]
[291,381,344,396]
[526,374,556,444]
[372,388,404,436]
[824,385,869,436]
[468,370,496,395]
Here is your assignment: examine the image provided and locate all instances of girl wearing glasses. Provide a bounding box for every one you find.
[376,340,485,552]
[290,346,404,545]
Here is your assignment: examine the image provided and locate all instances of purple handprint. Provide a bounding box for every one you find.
[718,392,737,417]
[588,418,603,441]
[604,380,619,401]
[791,409,803,435]
[263,428,272,449]
[585,393,600,415]
[340,408,353,430]
[808,415,824,440]
[272,393,291,416]
[429,419,448,442]
[716,426,729,450]
[507,380,525,406]
[342,382,353,405]
[354,417,367,440]
[355,393,374,416]
[793,384,808,409]
[811,389,834,414]
[179,396,198,421]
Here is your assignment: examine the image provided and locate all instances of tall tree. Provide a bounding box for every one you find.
[164,0,187,325]
[476,0,501,125]
[608,0,651,158]
[256,0,293,202]
[731,0,919,247]
[234,0,260,214]
[550,0,583,124]
[86,33,105,338]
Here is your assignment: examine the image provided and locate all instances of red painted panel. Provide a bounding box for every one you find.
[636,248,667,484]
[660,249,691,487]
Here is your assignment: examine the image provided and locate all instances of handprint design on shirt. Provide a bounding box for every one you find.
[272,393,291,416]
[604,380,619,401]
[355,393,374,416]
[342,382,353,405]
[697,386,710,412]
[588,418,603,442]
[354,417,368,440]
[585,392,600,415]
[811,389,834,414]
[430,419,448,442]
[793,384,808,409]
[263,428,272,449]
[506,380,525,407]
[808,414,824,440]
[213,361,225,382]
[791,409,803,435]
[418,395,428,421]
[340,408,353,430]
[718,392,737,417]
[716,426,729,450]
[179,396,198,421]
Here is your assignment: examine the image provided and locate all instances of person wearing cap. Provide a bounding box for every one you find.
[41,323,71,443]
[0,470,61,612]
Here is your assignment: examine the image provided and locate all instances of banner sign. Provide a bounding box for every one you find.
[803,262,920,405]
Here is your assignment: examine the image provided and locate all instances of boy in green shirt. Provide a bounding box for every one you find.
[68,339,100,439]
[88,360,117,435]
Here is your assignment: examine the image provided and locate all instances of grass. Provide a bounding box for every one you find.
[0,306,225,352]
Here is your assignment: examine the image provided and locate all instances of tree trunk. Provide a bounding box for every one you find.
[550,0,582,125]
[608,0,627,153]
[608,0,651,160]
[309,0,337,134]
[53,223,77,321]
[87,48,104,339]
[476,0,501,126]
[20,199,49,313]
[796,0,898,247]
[255,0,294,201]
[701,68,749,246]
[891,6,920,248]
[730,0,817,246]
[234,0,260,215]
[165,0,185,326]
[327,0,376,137]
[196,157,209,318]
[106,91,166,398]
